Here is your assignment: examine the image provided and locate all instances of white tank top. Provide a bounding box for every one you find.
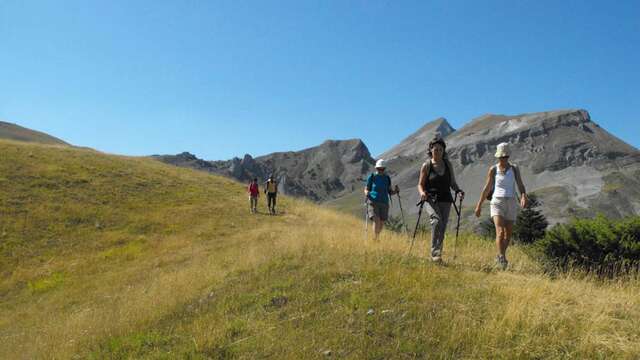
[494,165,516,198]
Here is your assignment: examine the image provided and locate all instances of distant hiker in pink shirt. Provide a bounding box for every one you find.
[248,178,260,213]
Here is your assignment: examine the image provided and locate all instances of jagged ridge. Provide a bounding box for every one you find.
[154,139,376,201]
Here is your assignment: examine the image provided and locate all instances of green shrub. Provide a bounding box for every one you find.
[476,217,495,240]
[474,194,547,244]
[535,215,640,275]
[514,194,548,244]
[385,215,407,234]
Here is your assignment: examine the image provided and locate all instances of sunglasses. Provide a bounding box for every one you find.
[499,156,510,159]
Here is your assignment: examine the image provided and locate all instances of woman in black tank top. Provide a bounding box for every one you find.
[417,137,464,262]
[425,161,454,203]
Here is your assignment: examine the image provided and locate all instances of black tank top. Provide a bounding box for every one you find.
[426,160,453,203]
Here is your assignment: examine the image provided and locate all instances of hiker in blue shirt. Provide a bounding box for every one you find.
[365,159,399,240]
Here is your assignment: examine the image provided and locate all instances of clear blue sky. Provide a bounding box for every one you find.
[1,0,639,160]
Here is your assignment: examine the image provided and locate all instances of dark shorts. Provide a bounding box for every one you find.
[368,201,389,221]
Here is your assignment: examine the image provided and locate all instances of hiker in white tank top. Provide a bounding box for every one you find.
[474,143,528,270]
[493,166,516,198]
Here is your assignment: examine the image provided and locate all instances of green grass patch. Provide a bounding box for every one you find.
[100,239,146,260]
[88,331,183,359]
[28,272,65,293]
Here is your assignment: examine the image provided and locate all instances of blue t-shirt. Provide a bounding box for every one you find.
[366,173,392,204]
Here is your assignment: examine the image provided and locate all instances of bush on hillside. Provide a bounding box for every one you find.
[514,194,548,244]
[476,217,496,240]
[474,194,548,244]
[535,215,640,275]
[385,216,407,234]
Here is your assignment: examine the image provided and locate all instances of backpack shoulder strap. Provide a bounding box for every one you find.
[444,158,461,192]
[421,159,432,191]
[423,159,432,178]
[443,158,452,179]
[489,165,497,186]
[366,173,375,190]
[511,164,526,195]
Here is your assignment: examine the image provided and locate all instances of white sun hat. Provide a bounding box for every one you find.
[375,159,386,169]
[495,142,511,158]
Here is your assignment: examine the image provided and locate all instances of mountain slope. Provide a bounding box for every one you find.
[1,139,640,358]
[379,117,455,160]
[154,139,376,201]
[0,120,69,146]
[445,109,640,224]
[333,109,640,226]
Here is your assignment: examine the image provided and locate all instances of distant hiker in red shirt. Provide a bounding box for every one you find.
[248,178,260,214]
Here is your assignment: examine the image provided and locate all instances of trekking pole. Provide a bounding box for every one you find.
[397,192,408,235]
[452,191,463,260]
[409,199,425,256]
[363,196,369,241]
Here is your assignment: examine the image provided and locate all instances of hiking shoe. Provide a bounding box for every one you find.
[431,256,442,263]
[495,255,508,270]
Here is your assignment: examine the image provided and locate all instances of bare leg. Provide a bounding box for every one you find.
[504,220,514,257]
[374,217,384,239]
[493,215,506,256]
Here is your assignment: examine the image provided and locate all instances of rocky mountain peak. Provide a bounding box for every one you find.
[379,117,456,160]
[240,154,255,168]
[447,109,638,172]
[347,139,372,163]
[456,109,589,138]
[431,117,456,138]
[177,152,198,161]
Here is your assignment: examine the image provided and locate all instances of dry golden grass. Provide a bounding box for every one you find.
[1,140,639,359]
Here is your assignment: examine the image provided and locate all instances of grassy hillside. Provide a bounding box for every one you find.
[1,140,640,359]
[0,121,70,146]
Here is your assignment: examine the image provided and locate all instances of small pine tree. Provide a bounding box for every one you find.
[514,193,548,244]
[385,216,405,233]
[476,217,496,240]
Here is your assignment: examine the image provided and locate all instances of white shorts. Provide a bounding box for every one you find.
[490,197,518,222]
